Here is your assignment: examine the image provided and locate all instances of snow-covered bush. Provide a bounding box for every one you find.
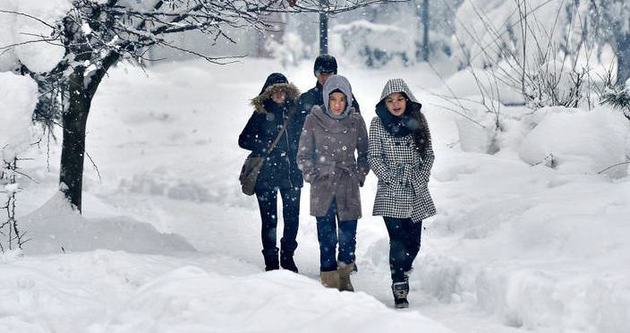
[330,20,415,68]
[452,0,611,108]
[519,106,630,177]
[0,72,39,252]
[266,32,313,68]
[600,78,630,121]
[450,97,501,154]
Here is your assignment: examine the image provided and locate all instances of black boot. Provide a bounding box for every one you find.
[280,251,298,273]
[392,281,409,309]
[263,249,279,271]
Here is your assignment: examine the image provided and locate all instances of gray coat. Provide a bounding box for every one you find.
[368,79,436,222]
[297,76,369,220]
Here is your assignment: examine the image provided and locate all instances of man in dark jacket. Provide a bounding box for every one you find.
[298,55,361,116]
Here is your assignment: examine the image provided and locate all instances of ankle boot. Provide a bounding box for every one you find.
[262,249,279,271]
[280,252,298,273]
[320,270,340,289]
[392,281,409,309]
[337,262,355,292]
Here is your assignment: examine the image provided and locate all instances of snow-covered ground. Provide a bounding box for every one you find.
[2,57,630,333]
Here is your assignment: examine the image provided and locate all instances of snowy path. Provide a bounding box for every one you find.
[5,58,630,333]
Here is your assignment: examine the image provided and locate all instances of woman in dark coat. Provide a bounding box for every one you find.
[238,73,305,272]
[297,75,369,291]
[368,78,436,308]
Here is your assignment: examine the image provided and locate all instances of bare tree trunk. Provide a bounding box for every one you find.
[421,0,429,61]
[58,52,117,212]
[616,33,630,86]
[60,70,91,212]
[319,11,328,55]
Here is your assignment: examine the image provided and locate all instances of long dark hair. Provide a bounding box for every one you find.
[376,93,430,158]
[407,101,430,159]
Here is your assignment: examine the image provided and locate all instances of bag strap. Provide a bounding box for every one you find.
[265,113,291,156]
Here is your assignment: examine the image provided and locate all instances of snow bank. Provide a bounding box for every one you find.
[93,266,453,333]
[20,193,196,255]
[519,106,630,177]
[0,251,454,333]
[426,149,630,332]
[0,71,38,161]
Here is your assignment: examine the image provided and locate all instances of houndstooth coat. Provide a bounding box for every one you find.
[368,79,436,223]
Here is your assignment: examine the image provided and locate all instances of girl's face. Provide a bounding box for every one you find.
[385,92,406,117]
[271,90,286,104]
[329,92,347,115]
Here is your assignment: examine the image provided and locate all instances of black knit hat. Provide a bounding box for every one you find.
[259,73,288,95]
[313,55,338,76]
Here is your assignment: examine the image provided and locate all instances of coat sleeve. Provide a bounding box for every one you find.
[417,114,434,183]
[238,112,264,152]
[368,117,396,184]
[355,114,369,186]
[297,115,317,183]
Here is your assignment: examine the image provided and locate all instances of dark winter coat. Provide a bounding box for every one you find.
[368,79,436,222]
[297,75,369,220]
[298,81,361,116]
[239,81,305,191]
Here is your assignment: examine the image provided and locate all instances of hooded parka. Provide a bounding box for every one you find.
[368,79,436,222]
[238,74,305,191]
[297,75,369,221]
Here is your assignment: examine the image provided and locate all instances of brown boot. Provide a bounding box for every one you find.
[320,271,340,289]
[337,262,355,292]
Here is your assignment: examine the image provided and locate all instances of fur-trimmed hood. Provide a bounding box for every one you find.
[251,83,301,113]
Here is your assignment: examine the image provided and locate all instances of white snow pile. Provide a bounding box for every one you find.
[519,106,630,177]
[0,71,38,161]
[19,192,196,255]
[0,0,73,73]
[441,65,525,105]
[93,267,452,333]
[0,251,454,333]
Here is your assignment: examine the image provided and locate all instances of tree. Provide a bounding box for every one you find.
[1,0,410,213]
[420,0,429,61]
[2,0,303,213]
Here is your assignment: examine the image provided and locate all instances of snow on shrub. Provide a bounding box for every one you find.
[330,20,414,68]
[266,32,312,68]
[0,72,38,161]
[9,0,73,73]
[0,0,20,72]
[443,64,525,105]
[519,106,630,177]
[446,96,501,154]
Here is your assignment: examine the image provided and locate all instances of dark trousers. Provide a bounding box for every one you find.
[316,199,357,272]
[255,187,301,258]
[384,217,423,283]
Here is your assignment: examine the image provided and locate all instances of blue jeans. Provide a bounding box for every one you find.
[316,199,357,272]
[384,217,422,283]
[255,187,301,258]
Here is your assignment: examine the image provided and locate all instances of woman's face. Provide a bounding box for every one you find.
[329,92,347,115]
[271,90,286,104]
[385,92,406,117]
